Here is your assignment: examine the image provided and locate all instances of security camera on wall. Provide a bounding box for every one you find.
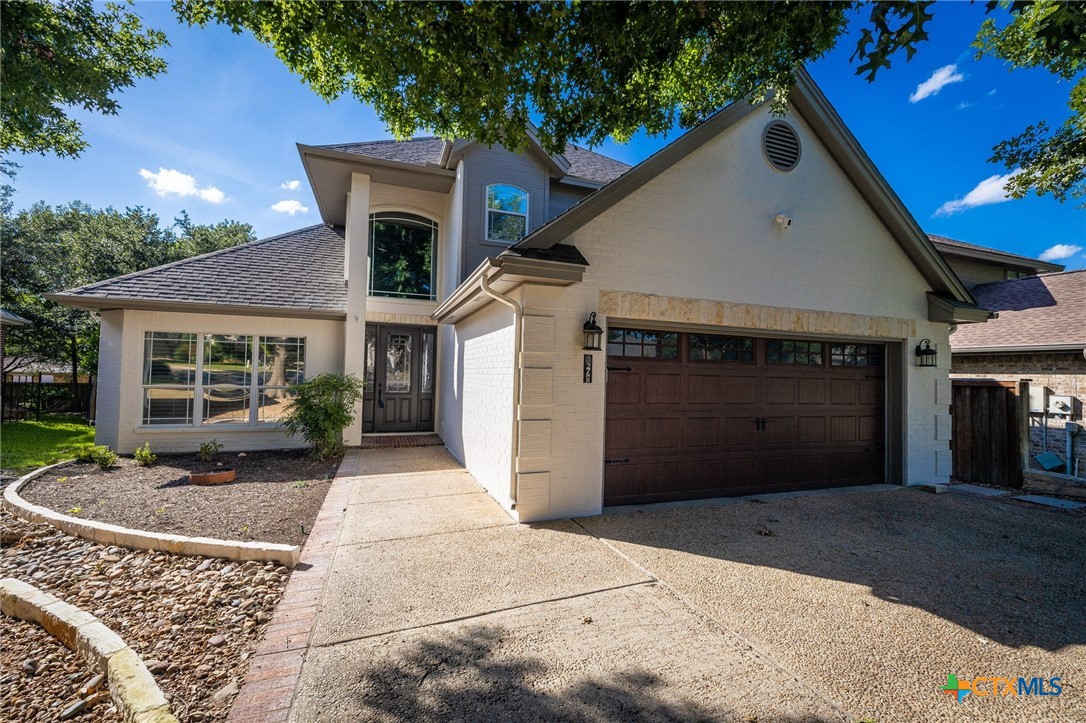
[774,214,792,228]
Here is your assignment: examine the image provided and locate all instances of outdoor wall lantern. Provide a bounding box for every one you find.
[582,312,603,351]
[915,339,937,368]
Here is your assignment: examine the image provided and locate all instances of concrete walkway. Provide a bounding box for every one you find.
[286,447,848,722]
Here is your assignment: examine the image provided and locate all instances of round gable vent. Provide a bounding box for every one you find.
[762,121,801,172]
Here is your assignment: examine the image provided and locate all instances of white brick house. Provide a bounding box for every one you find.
[51,70,989,522]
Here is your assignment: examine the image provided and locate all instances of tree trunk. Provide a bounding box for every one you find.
[70,336,79,412]
[267,343,288,399]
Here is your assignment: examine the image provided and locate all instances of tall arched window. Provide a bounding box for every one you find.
[486,184,528,243]
[369,212,437,300]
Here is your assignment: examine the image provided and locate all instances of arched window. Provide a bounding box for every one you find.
[486,184,528,243]
[369,212,437,300]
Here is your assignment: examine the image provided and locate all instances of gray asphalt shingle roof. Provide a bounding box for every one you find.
[319,137,631,185]
[54,225,346,314]
[950,269,1086,350]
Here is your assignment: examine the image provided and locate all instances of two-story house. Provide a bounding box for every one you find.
[50,70,990,522]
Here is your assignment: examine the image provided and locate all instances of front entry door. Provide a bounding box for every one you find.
[365,325,435,433]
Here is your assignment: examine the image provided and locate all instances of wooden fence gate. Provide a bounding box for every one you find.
[951,379,1022,488]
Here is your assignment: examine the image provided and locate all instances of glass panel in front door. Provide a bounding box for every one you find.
[386,333,412,393]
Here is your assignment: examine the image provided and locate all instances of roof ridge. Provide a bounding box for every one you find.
[325,136,442,147]
[60,224,337,295]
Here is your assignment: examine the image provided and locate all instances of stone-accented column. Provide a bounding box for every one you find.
[343,173,370,446]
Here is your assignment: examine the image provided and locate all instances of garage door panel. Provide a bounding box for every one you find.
[859,416,882,442]
[763,416,797,444]
[685,417,722,448]
[723,374,759,404]
[603,464,641,505]
[858,378,882,404]
[798,416,826,443]
[723,417,759,447]
[688,374,722,404]
[766,376,796,404]
[643,417,683,449]
[606,417,642,451]
[830,416,858,442]
[830,379,857,405]
[645,373,681,404]
[798,378,827,404]
[607,373,641,404]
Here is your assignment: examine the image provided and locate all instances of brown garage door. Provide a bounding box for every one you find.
[604,329,885,505]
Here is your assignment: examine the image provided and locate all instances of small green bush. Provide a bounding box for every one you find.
[74,443,117,469]
[133,442,157,467]
[95,446,118,469]
[281,373,364,460]
[198,439,224,462]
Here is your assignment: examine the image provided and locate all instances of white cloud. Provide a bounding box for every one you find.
[138,167,225,204]
[956,101,974,110]
[1038,244,1083,262]
[909,64,965,103]
[934,170,1021,217]
[280,179,301,191]
[271,199,309,215]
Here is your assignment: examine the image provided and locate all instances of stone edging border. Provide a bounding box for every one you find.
[1,577,179,723]
[3,461,300,567]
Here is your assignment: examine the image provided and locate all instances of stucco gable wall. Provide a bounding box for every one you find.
[571,105,933,319]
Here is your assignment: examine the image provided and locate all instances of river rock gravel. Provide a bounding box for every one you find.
[0,510,291,722]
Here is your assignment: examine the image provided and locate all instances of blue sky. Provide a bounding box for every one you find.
[9,2,1084,268]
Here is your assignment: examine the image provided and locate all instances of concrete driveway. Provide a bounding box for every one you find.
[289,448,1085,722]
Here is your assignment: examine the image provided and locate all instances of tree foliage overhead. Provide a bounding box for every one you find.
[174,0,1084,204]
[0,0,168,158]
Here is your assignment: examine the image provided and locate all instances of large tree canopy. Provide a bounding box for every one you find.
[175,0,1085,204]
[0,0,168,157]
[0,195,253,378]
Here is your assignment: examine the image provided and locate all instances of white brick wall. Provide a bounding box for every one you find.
[439,300,516,510]
[488,103,953,520]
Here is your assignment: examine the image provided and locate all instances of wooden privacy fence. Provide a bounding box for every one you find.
[950,379,1023,488]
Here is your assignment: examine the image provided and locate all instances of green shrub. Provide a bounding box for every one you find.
[133,442,157,467]
[198,439,224,462]
[281,373,364,460]
[74,443,117,469]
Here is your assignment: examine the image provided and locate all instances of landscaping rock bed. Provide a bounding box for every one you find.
[0,510,291,722]
[0,616,120,722]
[19,450,339,546]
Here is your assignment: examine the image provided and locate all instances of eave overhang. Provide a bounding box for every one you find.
[298,144,456,226]
[432,251,587,324]
[950,343,1086,355]
[44,293,346,321]
[927,293,996,324]
[930,241,1064,274]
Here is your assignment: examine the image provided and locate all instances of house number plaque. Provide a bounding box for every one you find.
[583,354,592,383]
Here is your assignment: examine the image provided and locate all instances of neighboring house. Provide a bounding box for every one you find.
[49,70,991,522]
[929,234,1064,289]
[950,270,1086,477]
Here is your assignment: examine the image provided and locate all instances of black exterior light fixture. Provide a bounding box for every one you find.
[915,338,937,368]
[582,312,603,351]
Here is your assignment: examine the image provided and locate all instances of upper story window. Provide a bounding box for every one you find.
[486,184,528,243]
[369,212,437,300]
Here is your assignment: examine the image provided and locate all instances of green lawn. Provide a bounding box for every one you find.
[0,415,95,471]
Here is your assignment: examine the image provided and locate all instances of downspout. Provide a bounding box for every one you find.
[480,272,523,507]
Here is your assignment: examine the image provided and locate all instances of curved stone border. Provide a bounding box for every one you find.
[4,462,300,567]
[1,577,179,723]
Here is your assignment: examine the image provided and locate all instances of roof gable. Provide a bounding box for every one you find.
[508,69,974,306]
[47,225,347,318]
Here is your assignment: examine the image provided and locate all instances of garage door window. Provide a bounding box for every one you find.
[767,339,823,365]
[607,329,679,359]
[830,343,883,367]
[689,334,754,362]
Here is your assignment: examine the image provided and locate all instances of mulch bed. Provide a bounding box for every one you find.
[19,450,341,546]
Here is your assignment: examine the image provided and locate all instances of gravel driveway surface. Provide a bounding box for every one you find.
[580,489,1086,723]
